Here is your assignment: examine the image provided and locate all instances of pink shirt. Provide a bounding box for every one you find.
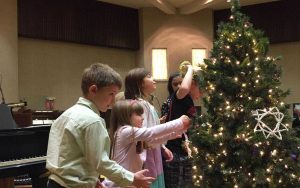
[104,118,185,188]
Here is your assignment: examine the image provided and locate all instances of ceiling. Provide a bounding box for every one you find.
[97,0,279,14]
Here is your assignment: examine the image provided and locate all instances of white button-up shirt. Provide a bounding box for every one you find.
[46,97,134,188]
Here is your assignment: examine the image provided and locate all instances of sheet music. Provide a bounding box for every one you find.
[32,119,54,125]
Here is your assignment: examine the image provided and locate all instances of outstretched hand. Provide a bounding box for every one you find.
[180,115,191,130]
[132,169,155,188]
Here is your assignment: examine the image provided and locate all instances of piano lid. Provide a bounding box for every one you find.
[0,125,50,161]
[0,104,17,129]
[6,101,27,108]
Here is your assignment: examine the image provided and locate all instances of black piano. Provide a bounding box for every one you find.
[0,125,50,188]
[0,103,50,188]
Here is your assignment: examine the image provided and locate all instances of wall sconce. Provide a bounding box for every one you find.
[192,48,207,67]
[152,48,168,80]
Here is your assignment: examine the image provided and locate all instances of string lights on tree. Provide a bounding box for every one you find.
[190,0,300,187]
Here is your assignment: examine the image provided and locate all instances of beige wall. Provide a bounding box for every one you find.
[269,41,300,106]
[137,8,300,114]
[18,7,214,112]
[1,3,298,113]
[138,8,214,112]
[0,0,18,103]
[18,38,136,110]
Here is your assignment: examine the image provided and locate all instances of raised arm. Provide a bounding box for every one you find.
[176,65,193,100]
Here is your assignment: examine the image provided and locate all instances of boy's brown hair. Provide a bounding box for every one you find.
[81,63,122,95]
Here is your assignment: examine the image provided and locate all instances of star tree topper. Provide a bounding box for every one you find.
[252,107,288,140]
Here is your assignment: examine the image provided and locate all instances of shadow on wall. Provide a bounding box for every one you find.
[145,26,212,73]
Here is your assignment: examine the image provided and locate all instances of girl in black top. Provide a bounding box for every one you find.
[163,63,202,188]
[161,72,182,119]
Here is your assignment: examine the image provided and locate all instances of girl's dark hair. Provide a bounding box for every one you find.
[124,68,150,100]
[109,100,144,155]
[167,72,181,95]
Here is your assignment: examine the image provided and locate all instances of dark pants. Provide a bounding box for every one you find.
[47,179,65,188]
[163,154,193,188]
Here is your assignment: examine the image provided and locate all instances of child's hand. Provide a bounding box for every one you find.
[185,62,201,74]
[192,66,201,72]
[160,115,167,123]
[161,146,174,162]
[179,61,192,76]
[186,64,193,69]
[133,169,154,188]
[95,180,106,188]
[180,115,190,130]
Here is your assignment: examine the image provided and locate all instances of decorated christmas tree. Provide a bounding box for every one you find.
[190,0,300,187]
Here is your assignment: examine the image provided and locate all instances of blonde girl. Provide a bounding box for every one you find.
[104,100,190,188]
[124,68,175,188]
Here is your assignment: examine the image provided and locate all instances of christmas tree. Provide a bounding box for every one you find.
[191,0,300,187]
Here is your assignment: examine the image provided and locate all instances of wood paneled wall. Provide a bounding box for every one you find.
[214,0,300,44]
[18,0,139,50]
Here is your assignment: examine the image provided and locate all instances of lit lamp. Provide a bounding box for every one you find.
[192,48,206,67]
[152,48,168,80]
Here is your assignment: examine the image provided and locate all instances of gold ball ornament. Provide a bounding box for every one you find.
[179,61,192,77]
